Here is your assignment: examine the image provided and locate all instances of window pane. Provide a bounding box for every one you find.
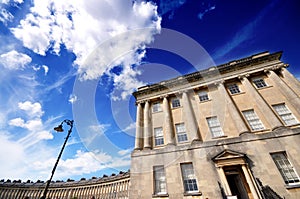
[253,78,267,88]
[175,123,188,142]
[207,117,224,137]
[273,104,298,126]
[154,166,167,194]
[198,91,209,102]
[227,84,241,94]
[242,110,264,131]
[271,152,300,184]
[181,163,198,192]
[172,98,181,108]
[154,127,164,146]
[152,102,162,113]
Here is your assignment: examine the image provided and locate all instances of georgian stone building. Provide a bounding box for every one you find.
[130,51,300,199]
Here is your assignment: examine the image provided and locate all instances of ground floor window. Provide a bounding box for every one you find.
[153,166,167,195]
[180,163,198,193]
[271,152,300,185]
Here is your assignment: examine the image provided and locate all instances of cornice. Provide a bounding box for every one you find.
[133,51,283,100]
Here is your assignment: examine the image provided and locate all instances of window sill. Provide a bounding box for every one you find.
[199,99,211,103]
[152,110,163,114]
[286,123,300,128]
[230,91,245,96]
[285,183,300,189]
[183,191,202,196]
[154,145,165,149]
[152,193,169,198]
[172,106,182,109]
[256,85,273,90]
[250,128,270,133]
[212,135,227,139]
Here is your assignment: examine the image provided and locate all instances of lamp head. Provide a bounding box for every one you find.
[54,124,64,132]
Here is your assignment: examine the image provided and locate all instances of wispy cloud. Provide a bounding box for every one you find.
[0,50,31,70]
[0,7,14,24]
[44,69,76,93]
[158,0,187,19]
[198,3,216,20]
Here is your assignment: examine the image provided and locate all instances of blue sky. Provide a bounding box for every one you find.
[0,0,299,181]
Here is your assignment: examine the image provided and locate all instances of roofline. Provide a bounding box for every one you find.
[133,51,283,99]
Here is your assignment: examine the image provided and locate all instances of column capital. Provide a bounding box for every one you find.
[135,101,143,106]
[264,63,287,74]
[238,73,250,80]
[272,63,286,70]
[213,80,224,86]
[160,94,169,99]
[178,89,191,94]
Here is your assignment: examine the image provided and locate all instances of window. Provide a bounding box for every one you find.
[181,163,199,193]
[171,98,181,108]
[153,166,167,194]
[272,104,298,126]
[242,110,264,131]
[198,90,209,102]
[271,152,300,185]
[206,116,224,138]
[152,102,162,113]
[252,78,267,88]
[175,123,188,142]
[154,127,164,146]
[227,83,241,94]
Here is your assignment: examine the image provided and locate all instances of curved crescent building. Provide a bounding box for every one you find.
[1,51,300,199]
[0,171,130,199]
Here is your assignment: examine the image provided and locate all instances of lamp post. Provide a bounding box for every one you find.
[41,119,74,199]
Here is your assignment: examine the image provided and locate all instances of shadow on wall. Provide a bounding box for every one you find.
[256,178,283,199]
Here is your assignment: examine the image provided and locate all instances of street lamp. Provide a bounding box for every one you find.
[41,119,74,199]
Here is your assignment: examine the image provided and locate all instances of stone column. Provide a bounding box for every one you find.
[241,165,262,199]
[266,69,300,114]
[182,91,201,142]
[143,101,152,148]
[280,66,300,97]
[134,102,143,150]
[163,96,175,145]
[217,167,232,196]
[239,75,283,130]
[217,82,249,135]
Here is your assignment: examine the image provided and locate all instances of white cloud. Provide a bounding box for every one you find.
[68,94,77,104]
[8,101,52,149]
[33,65,49,75]
[0,50,32,70]
[8,117,25,127]
[0,131,26,179]
[10,0,161,99]
[1,0,24,4]
[117,148,132,156]
[42,65,49,75]
[18,101,44,118]
[31,149,131,179]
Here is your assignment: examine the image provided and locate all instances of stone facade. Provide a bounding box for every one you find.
[130,51,300,199]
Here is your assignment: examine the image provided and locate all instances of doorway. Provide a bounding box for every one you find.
[224,166,251,199]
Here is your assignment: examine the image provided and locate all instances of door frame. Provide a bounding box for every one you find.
[212,149,263,199]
